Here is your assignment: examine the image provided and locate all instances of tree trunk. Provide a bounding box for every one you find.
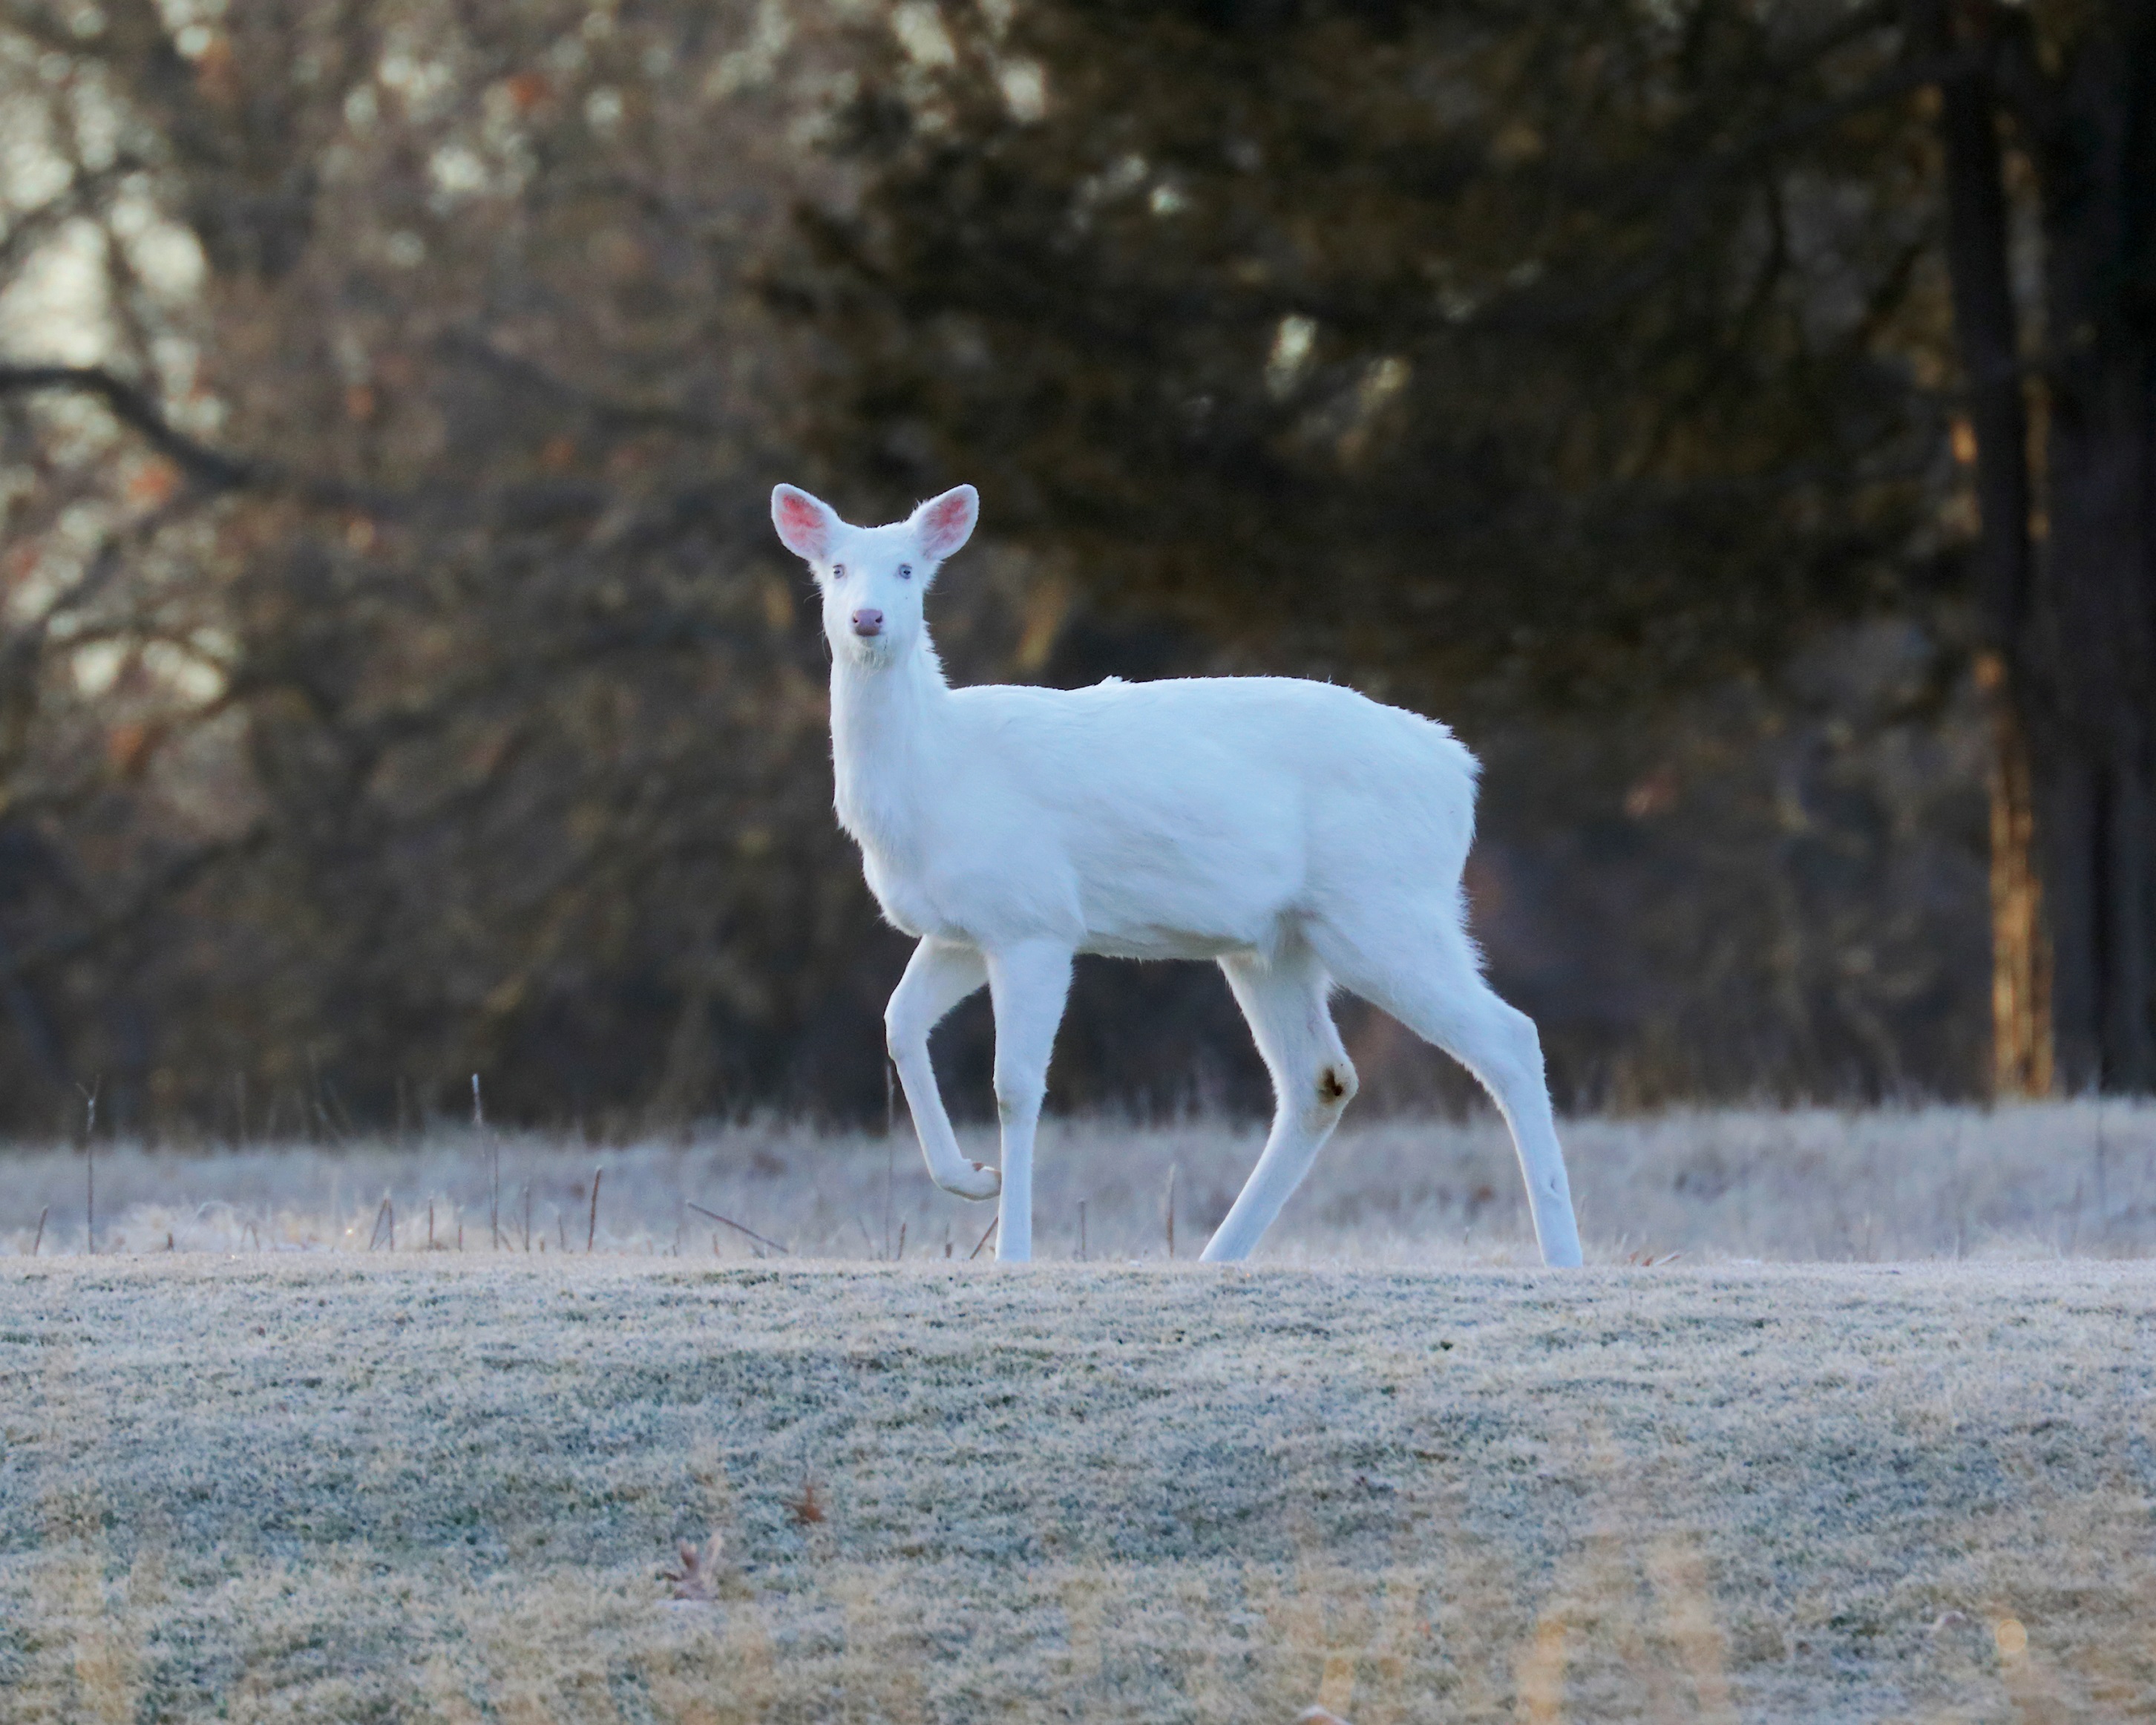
[1980,654,2054,1096]
[1921,0,2156,1093]
[2024,0,2156,1090]
[1913,0,2054,1094]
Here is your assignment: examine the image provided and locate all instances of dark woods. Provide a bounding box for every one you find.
[0,0,2146,1138]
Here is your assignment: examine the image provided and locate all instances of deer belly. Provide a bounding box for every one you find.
[1078,926,1253,961]
[1069,826,1300,958]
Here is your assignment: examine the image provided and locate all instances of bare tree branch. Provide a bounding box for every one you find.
[0,362,426,516]
[0,160,143,281]
[0,363,255,491]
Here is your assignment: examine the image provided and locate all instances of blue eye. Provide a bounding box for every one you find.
[897,564,913,580]
[831,563,846,579]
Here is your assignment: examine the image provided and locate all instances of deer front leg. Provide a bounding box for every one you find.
[885,938,998,1199]
[984,940,1073,1262]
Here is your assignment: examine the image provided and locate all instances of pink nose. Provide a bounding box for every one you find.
[851,608,884,637]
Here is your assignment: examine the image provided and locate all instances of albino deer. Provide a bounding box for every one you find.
[772,482,1584,1267]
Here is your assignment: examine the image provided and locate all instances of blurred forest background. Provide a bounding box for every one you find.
[0,0,2149,1140]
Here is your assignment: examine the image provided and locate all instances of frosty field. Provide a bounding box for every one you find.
[3,1107,2155,1722]
[2,1257,2154,1722]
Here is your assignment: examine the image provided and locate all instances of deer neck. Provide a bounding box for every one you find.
[829,636,950,857]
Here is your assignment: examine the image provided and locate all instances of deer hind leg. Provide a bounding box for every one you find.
[1314,906,1584,1268]
[984,939,1073,1262]
[886,938,998,1199]
[1201,938,1357,1263]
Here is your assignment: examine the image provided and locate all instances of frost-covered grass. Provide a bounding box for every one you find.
[2,1100,2152,1263]
[2,1257,2152,1722]
[4,1109,2152,1718]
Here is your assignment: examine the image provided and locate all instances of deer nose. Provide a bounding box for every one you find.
[851,608,884,637]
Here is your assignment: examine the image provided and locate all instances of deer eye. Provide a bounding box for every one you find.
[830,563,846,580]
[897,563,913,580]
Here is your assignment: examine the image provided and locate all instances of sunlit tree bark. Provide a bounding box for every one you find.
[1913,0,2156,1092]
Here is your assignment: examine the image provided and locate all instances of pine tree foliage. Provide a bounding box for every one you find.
[788,0,1950,707]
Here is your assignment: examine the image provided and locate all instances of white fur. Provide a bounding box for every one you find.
[773,482,1584,1266]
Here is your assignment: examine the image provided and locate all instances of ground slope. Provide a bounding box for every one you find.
[1,1260,2152,1722]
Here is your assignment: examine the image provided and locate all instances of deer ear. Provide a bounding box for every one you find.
[911,485,979,561]
[772,485,839,562]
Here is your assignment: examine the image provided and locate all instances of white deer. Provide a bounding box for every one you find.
[772,482,1584,1267]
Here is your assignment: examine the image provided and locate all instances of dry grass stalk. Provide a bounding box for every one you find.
[587,1166,601,1252]
[684,1200,788,1256]
[661,1530,726,1601]
[80,1079,97,1254]
[474,1074,499,1250]
[1644,1537,1737,1724]
[969,1216,999,1260]
[31,1205,45,1256]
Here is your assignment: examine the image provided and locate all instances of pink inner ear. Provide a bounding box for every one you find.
[776,492,829,557]
[920,494,972,555]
